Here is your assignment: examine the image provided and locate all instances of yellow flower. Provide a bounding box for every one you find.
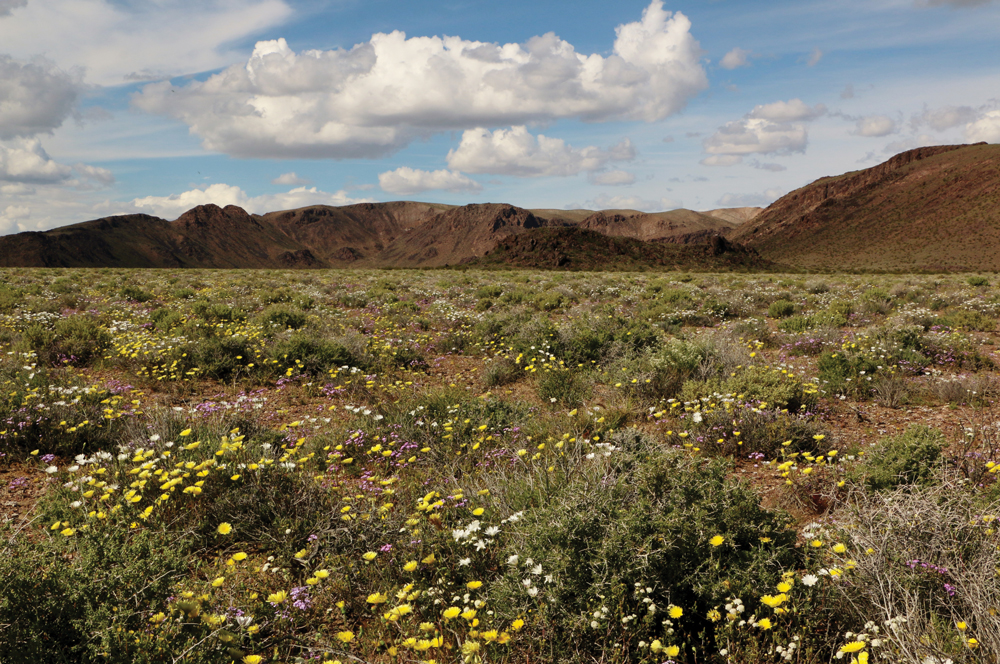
[968,638,979,649]
[957,621,968,631]
[760,594,787,608]
[650,640,663,653]
[267,590,288,604]
[232,552,248,561]
[467,581,483,590]
[666,645,680,657]
[443,606,461,619]
[314,569,329,579]
[211,576,225,587]
[243,656,264,664]
[180,428,192,437]
[403,560,418,572]
[776,581,792,593]
[472,507,484,516]
[421,553,436,564]
[336,630,354,643]
[362,551,377,561]
[461,641,481,656]
[810,539,824,548]
[709,535,725,547]
[217,522,232,535]
[511,618,525,631]
[707,609,722,622]
[833,543,847,554]
[461,609,477,620]
[60,527,76,537]
[367,592,388,605]
[149,612,167,624]
[757,617,773,630]
[839,641,866,654]
[668,605,683,619]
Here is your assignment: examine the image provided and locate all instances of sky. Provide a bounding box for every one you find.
[0,0,998,234]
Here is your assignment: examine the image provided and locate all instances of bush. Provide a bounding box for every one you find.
[768,300,796,318]
[847,425,944,492]
[536,368,589,407]
[120,284,152,302]
[777,314,812,333]
[967,275,990,287]
[499,437,799,660]
[261,305,307,330]
[269,334,362,375]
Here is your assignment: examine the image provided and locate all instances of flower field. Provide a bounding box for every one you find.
[1,268,999,664]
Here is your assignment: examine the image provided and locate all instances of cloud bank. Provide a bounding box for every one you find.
[128,183,370,220]
[378,168,482,195]
[133,1,707,159]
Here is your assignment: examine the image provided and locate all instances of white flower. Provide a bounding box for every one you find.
[692,411,703,423]
[458,557,472,566]
[150,434,160,442]
[485,526,500,537]
[70,500,82,508]
[507,555,519,566]
[531,564,543,575]
[45,466,58,474]
[474,539,487,551]
[802,574,819,587]
[527,586,539,597]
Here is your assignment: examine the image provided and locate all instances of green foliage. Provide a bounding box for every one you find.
[777,314,812,333]
[120,284,153,302]
[967,275,990,287]
[269,334,362,375]
[768,300,796,318]
[848,425,944,492]
[683,364,816,412]
[260,305,307,330]
[501,436,799,659]
[536,367,589,407]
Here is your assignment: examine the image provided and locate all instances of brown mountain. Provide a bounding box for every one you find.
[578,208,741,244]
[0,199,756,269]
[472,226,770,271]
[732,142,1000,271]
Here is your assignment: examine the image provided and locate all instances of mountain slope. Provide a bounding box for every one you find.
[578,208,740,244]
[732,142,1000,271]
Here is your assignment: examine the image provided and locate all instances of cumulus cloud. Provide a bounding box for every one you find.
[446,126,634,177]
[0,0,293,86]
[853,114,898,137]
[72,163,115,185]
[704,118,808,157]
[702,98,825,162]
[133,1,707,159]
[700,154,743,167]
[272,172,311,186]
[378,168,482,195]
[717,189,784,207]
[965,110,1000,142]
[914,105,979,131]
[0,55,81,139]
[0,0,27,16]
[128,183,371,220]
[588,170,636,186]
[749,98,826,122]
[584,193,679,212]
[0,203,30,234]
[806,47,823,67]
[0,139,73,183]
[719,47,752,70]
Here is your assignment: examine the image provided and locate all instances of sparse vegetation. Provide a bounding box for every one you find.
[1,268,999,664]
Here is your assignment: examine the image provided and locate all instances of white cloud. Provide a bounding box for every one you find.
[704,118,808,157]
[965,110,1000,142]
[446,126,634,177]
[719,48,752,70]
[0,139,73,183]
[0,204,30,234]
[750,160,787,172]
[916,105,978,131]
[272,171,311,186]
[133,1,707,159]
[0,0,26,17]
[378,168,482,195]
[749,98,826,122]
[854,114,898,137]
[700,154,743,167]
[72,163,115,185]
[588,170,636,186]
[883,134,939,154]
[806,47,823,67]
[0,0,293,86]
[584,193,679,212]
[717,189,784,207]
[127,183,370,220]
[0,55,81,139]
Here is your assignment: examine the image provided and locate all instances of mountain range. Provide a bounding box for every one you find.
[0,142,997,271]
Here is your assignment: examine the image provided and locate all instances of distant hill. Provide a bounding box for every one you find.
[732,142,1000,271]
[471,226,771,271]
[0,201,752,269]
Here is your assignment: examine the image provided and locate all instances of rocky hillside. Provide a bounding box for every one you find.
[732,142,1000,271]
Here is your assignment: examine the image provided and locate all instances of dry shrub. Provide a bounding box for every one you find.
[836,482,1000,663]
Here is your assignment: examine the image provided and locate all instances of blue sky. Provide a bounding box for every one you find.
[0,0,998,233]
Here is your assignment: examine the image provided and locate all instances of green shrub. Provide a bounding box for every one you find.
[120,284,152,302]
[498,437,799,660]
[967,275,990,287]
[476,284,504,299]
[683,365,816,412]
[261,305,307,330]
[0,286,21,312]
[269,334,361,375]
[940,309,996,332]
[533,291,571,312]
[777,314,812,333]
[536,368,589,407]
[768,300,796,318]
[172,287,196,299]
[828,300,853,319]
[847,425,944,492]
[481,357,523,387]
